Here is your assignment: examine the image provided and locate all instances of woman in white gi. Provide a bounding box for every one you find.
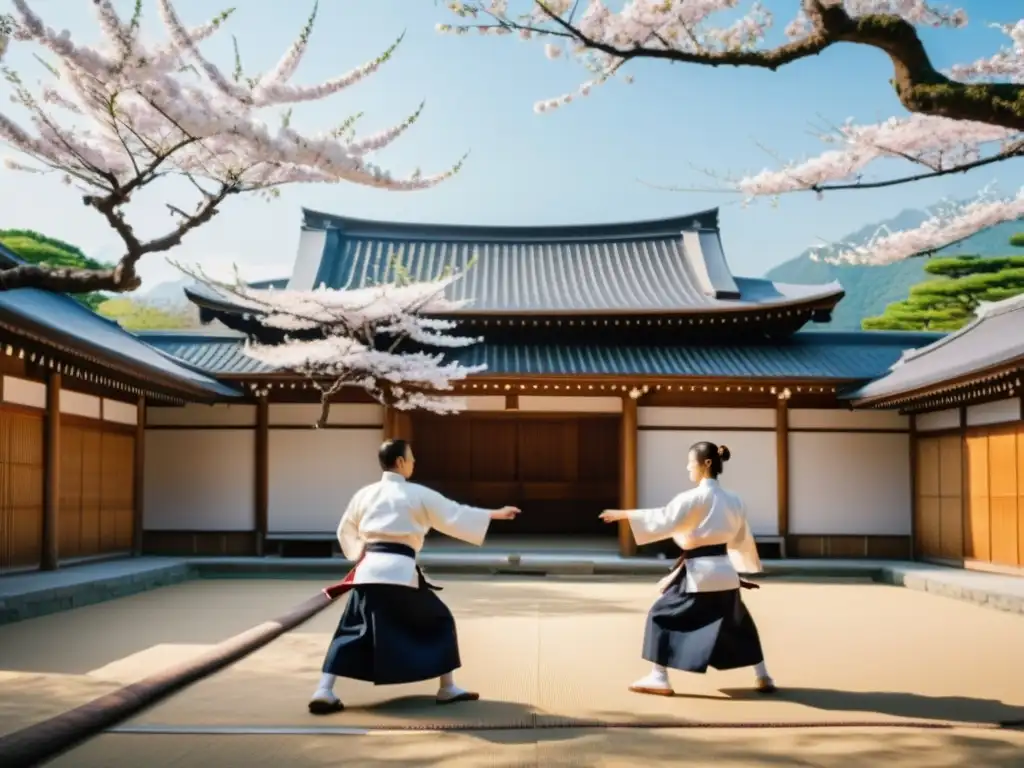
[309,439,521,715]
[600,441,776,696]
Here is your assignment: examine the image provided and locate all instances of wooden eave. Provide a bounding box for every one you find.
[853,358,1024,414]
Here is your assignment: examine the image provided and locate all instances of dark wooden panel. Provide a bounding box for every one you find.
[409,413,621,538]
[412,416,473,482]
[80,427,102,557]
[101,431,135,552]
[470,419,517,482]
[0,408,44,572]
[59,425,84,559]
[787,535,911,559]
[142,530,258,556]
[578,416,620,483]
[518,419,577,482]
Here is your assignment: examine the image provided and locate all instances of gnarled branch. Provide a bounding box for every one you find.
[524,1,1024,131]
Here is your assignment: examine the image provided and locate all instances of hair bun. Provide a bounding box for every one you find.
[717,444,731,462]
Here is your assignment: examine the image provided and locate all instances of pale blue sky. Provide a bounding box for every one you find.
[1,0,1020,287]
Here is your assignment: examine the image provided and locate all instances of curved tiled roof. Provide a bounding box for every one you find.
[846,293,1024,404]
[137,328,940,382]
[283,207,844,316]
[0,244,240,400]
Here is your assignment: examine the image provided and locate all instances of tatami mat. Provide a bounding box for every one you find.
[52,727,1024,767]
[123,578,1024,730]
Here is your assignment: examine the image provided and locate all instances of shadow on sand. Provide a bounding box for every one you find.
[714,687,1024,727]
[314,695,1024,768]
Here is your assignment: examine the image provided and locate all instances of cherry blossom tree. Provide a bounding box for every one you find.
[178,260,485,426]
[439,1,1024,265]
[0,1,462,295]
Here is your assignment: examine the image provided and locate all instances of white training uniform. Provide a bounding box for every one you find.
[337,471,493,589]
[627,478,762,594]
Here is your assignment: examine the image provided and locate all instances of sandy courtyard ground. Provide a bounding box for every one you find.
[1,574,1022,766]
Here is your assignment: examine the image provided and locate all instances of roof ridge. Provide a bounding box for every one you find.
[301,207,722,240]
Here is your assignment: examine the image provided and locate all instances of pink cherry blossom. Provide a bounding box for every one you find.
[441,1,1023,265]
[179,260,485,419]
[0,1,463,199]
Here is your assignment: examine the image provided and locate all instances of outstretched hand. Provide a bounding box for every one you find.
[599,509,628,523]
[491,506,521,520]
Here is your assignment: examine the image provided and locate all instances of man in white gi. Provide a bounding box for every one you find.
[309,438,521,714]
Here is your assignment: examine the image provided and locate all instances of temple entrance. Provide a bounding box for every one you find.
[410,412,621,538]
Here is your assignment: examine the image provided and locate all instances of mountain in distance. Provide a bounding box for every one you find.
[765,209,1024,331]
[140,277,193,306]
[140,269,290,309]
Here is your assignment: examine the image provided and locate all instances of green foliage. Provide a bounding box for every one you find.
[861,250,1024,331]
[0,229,113,309]
[96,297,197,331]
[766,216,1024,331]
[1011,233,1024,248]
[0,229,111,270]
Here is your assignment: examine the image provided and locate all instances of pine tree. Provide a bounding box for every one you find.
[861,237,1024,331]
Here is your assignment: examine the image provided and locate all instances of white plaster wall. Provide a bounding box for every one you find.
[966,397,1021,427]
[638,407,775,429]
[788,432,911,535]
[2,375,45,409]
[144,430,256,530]
[147,403,256,427]
[268,427,384,532]
[268,403,383,426]
[915,408,959,432]
[460,396,506,412]
[59,389,100,419]
[638,429,778,535]
[518,396,622,413]
[103,398,138,425]
[788,408,908,430]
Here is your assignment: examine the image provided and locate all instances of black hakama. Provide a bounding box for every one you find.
[642,543,765,673]
[321,543,461,685]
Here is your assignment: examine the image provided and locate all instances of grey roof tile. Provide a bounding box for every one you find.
[139,329,940,382]
[291,208,843,315]
[0,244,241,399]
[846,294,1024,403]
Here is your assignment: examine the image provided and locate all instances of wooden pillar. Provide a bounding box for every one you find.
[383,407,413,442]
[255,397,269,557]
[775,398,789,552]
[132,395,146,556]
[41,371,61,571]
[395,410,413,442]
[618,395,638,557]
[908,413,918,561]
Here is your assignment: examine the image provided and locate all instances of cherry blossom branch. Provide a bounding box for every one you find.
[176,259,487,426]
[443,2,1022,129]
[440,3,1024,264]
[643,134,1024,195]
[0,1,466,296]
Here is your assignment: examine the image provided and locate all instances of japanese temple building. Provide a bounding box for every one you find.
[0,242,237,575]
[0,208,1021,575]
